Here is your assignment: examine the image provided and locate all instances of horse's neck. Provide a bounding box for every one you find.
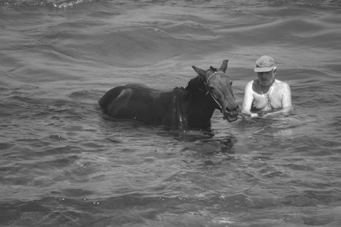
[182,89,216,127]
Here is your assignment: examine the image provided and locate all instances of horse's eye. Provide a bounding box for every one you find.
[230,82,233,86]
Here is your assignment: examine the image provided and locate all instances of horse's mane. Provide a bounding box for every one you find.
[181,75,206,102]
[185,75,205,92]
[184,66,216,92]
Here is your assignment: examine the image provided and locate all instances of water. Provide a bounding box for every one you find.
[1,0,341,226]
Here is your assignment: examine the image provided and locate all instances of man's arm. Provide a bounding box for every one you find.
[241,80,259,117]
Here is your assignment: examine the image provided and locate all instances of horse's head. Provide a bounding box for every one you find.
[192,60,239,122]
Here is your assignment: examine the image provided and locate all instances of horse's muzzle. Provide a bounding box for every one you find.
[223,111,239,122]
[222,105,239,122]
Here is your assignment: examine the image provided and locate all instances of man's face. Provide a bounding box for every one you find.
[257,68,276,87]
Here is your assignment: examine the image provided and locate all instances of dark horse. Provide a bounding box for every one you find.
[99,60,239,129]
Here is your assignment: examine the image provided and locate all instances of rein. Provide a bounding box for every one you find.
[209,93,223,110]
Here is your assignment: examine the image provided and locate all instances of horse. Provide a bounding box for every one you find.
[98,60,239,129]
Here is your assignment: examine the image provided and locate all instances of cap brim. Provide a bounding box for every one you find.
[254,67,274,72]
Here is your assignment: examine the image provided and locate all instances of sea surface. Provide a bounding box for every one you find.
[1,0,341,226]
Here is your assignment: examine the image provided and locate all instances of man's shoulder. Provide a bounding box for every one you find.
[246,79,255,87]
[244,80,255,92]
[274,79,290,87]
[273,80,291,95]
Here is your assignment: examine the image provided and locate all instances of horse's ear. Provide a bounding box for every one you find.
[219,60,229,73]
[192,66,206,79]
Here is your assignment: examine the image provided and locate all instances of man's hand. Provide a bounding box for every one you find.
[250,113,259,118]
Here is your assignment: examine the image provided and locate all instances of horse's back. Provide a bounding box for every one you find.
[99,85,124,110]
[99,84,155,107]
[99,84,173,124]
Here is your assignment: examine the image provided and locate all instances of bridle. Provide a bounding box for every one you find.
[198,71,225,111]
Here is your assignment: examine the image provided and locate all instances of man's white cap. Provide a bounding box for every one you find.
[254,55,275,72]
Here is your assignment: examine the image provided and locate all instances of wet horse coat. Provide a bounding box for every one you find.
[99,60,239,129]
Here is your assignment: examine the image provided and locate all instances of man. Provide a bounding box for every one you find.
[241,55,293,118]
